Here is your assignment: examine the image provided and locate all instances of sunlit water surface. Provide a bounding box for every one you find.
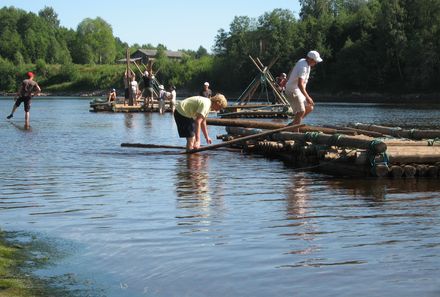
[0,98,439,297]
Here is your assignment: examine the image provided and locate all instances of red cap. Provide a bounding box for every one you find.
[27,72,34,78]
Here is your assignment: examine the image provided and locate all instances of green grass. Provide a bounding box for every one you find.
[0,233,33,297]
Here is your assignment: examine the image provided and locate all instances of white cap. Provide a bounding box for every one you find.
[144,70,149,76]
[159,85,164,90]
[307,50,323,63]
[204,82,210,86]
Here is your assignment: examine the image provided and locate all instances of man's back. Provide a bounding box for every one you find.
[19,79,38,97]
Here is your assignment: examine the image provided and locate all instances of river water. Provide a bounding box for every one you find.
[0,97,439,297]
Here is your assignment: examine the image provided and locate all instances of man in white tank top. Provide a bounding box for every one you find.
[284,50,323,126]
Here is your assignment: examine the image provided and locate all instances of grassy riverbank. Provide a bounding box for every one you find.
[0,231,80,297]
[0,232,35,296]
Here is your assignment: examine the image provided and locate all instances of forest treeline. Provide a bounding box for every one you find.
[1,0,440,96]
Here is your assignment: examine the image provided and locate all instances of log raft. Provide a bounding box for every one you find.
[210,119,440,178]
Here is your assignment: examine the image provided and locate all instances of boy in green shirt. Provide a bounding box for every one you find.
[174,94,227,151]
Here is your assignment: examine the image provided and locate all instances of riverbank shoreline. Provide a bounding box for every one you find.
[0,230,80,297]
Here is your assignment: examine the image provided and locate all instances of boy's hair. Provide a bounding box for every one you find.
[210,93,227,109]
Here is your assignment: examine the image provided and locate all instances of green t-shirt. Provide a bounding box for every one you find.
[176,96,211,119]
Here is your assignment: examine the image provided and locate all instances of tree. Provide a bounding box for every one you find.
[76,17,116,64]
[195,46,208,58]
[38,6,60,28]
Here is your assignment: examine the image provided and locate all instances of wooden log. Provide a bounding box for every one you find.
[121,143,186,149]
[323,124,385,138]
[222,104,285,112]
[186,124,304,154]
[403,165,417,178]
[374,164,390,177]
[225,127,386,153]
[384,139,440,146]
[207,118,356,135]
[226,126,263,136]
[385,146,440,163]
[427,166,439,178]
[219,110,288,118]
[272,132,387,153]
[356,148,440,165]
[416,165,428,177]
[353,123,440,140]
[390,165,404,178]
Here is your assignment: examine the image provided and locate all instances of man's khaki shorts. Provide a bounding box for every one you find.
[285,90,306,113]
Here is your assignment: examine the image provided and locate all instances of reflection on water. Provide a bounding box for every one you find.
[175,154,211,200]
[0,98,439,297]
[174,154,227,233]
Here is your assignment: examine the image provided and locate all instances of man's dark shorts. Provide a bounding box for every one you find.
[174,110,195,138]
[15,96,32,112]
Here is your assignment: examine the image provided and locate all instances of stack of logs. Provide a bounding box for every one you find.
[208,119,440,178]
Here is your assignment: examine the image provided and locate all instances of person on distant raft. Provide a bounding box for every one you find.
[107,88,117,102]
[174,94,227,151]
[276,72,287,93]
[142,70,155,110]
[158,85,170,115]
[285,50,323,126]
[6,71,41,127]
[129,75,139,106]
[199,82,212,98]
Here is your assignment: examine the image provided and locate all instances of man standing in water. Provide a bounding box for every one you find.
[199,82,212,98]
[174,94,227,151]
[285,50,323,126]
[6,71,41,127]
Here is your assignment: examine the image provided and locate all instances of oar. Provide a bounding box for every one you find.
[186,124,305,154]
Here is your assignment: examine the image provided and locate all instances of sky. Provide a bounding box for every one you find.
[1,0,301,52]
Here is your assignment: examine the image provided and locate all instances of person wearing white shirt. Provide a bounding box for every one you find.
[285,50,323,126]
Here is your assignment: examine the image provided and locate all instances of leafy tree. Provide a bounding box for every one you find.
[38,6,60,28]
[76,17,116,64]
[195,46,208,58]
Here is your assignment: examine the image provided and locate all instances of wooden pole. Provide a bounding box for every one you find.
[323,124,385,138]
[353,123,440,140]
[186,124,305,154]
[206,118,356,135]
[133,60,144,75]
[126,48,134,106]
[122,143,186,149]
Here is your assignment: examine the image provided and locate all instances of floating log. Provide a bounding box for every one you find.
[387,146,440,164]
[186,124,304,154]
[265,131,387,153]
[121,143,186,149]
[403,165,417,178]
[390,165,404,178]
[222,104,285,112]
[356,146,440,164]
[383,139,440,146]
[374,164,390,177]
[225,126,387,153]
[323,124,385,138]
[219,110,288,118]
[207,118,356,135]
[353,123,440,140]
